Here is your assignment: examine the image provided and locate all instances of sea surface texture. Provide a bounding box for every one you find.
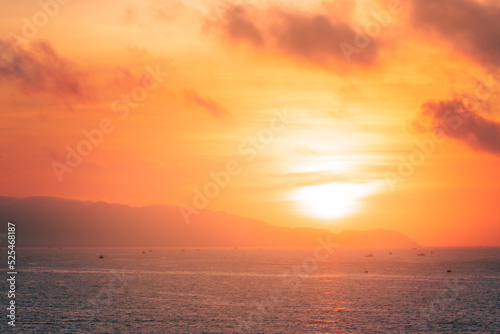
[2,247,499,333]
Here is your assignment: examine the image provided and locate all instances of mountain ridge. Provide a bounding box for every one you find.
[0,196,419,248]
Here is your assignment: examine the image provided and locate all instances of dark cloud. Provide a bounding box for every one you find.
[410,0,500,67]
[414,99,500,154]
[180,89,230,119]
[208,2,383,69]
[0,38,87,102]
[271,11,379,66]
[220,5,265,46]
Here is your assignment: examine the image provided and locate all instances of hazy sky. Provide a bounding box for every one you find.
[1,0,500,246]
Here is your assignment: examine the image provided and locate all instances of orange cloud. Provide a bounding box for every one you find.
[0,38,88,103]
[179,89,230,119]
[122,6,138,25]
[207,2,390,70]
[414,99,500,154]
[410,0,500,68]
[215,4,265,47]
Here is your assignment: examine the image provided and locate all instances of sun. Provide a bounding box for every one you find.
[292,182,377,220]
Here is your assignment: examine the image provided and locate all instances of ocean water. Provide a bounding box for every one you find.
[2,247,499,333]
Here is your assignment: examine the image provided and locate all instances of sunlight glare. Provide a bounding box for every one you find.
[292,182,377,220]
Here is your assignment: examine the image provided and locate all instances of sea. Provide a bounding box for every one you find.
[1,247,499,333]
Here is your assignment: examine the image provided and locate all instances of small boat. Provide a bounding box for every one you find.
[99,255,104,259]
[365,254,374,257]
[447,270,452,272]
[417,253,426,256]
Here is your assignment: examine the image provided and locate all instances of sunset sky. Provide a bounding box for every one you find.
[1,0,500,246]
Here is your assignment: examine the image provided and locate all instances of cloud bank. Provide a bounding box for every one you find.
[207,2,388,70]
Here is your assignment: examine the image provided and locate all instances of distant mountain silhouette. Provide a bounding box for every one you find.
[0,196,418,248]
[335,229,418,248]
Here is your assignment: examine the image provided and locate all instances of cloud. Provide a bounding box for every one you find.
[150,0,190,22]
[216,4,265,46]
[0,38,87,102]
[106,66,140,92]
[414,99,500,154]
[294,145,320,155]
[410,0,500,67]
[122,6,138,25]
[243,169,381,192]
[207,2,384,70]
[180,89,230,119]
[149,0,203,28]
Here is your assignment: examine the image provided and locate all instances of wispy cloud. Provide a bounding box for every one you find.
[0,38,88,103]
[122,6,138,25]
[294,145,320,156]
[179,89,230,119]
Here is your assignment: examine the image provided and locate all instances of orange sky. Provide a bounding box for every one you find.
[1,0,500,246]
